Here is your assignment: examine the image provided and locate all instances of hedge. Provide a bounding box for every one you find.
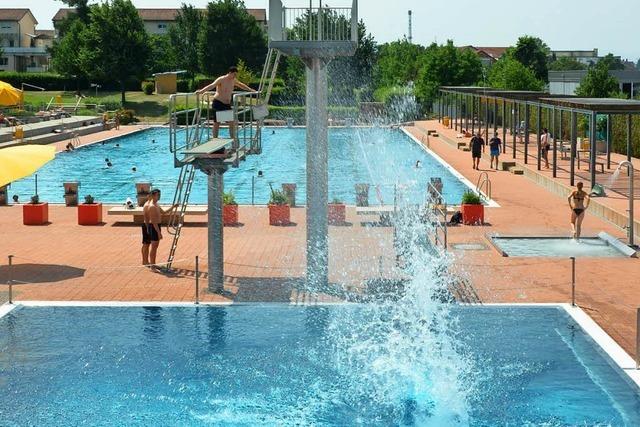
[268,106,358,125]
[0,71,142,91]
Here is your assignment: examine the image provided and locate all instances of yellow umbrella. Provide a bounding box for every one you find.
[0,145,55,188]
[0,80,23,107]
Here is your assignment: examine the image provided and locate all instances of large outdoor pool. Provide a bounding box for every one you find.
[1,305,638,425]
[9,127,473,205]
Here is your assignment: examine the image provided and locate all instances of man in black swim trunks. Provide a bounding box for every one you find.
[470,132,485,170]
[196,66,255,139]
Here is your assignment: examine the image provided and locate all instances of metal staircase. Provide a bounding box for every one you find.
[165,51,281,267]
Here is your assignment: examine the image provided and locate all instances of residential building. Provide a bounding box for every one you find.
[548,69,640,98]
[53,8,268,36]
[459,46,508,67]
[550,49,622,67]
[0,9,51,72]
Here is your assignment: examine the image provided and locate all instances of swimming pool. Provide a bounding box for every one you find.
[9,127,474,205]
[1,304,638,425]
[491,233,636,258]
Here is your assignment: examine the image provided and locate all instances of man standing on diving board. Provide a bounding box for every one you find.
[196,66,255,139]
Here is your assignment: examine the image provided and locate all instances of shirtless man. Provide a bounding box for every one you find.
[568,182,590,239]
[143,189,177,267]
[196,66,255,139]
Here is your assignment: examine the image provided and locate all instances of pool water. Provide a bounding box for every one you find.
[9,127,472,205]
[1,305,639,426]
[492,237,628,258]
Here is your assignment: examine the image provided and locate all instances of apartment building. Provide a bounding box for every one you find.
[0,8,51,72]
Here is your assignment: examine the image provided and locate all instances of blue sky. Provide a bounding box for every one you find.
[25,0,640,62]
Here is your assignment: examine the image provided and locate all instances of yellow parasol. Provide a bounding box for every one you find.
[0,81,24,107]
[0,145,55,188]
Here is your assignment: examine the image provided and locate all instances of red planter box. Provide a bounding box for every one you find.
[23,203,49,225]
[461,203,484,225]
[328,203,346,225]
[78,203,103,225]
[223,204,238,226]
[269,204,290,226]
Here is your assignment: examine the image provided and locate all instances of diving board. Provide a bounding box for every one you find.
[182,138,233,156]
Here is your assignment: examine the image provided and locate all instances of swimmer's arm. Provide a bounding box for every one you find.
[585,194,591,209]
[234,80,255,92]
[567,192,574,208]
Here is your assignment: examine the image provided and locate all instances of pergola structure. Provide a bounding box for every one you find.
[437,87,640,189]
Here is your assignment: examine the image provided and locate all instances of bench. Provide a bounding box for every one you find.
[577,157,605,173]
[108,205,208,224]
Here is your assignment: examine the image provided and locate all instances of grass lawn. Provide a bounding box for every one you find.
[22,90,171,123]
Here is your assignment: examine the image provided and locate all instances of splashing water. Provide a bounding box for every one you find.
[323,192,475,424]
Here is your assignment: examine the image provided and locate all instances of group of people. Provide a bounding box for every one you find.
[467,129,589,238]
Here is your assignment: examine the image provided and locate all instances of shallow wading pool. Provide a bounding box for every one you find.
[490,233,636,258]
[0,304,639,426]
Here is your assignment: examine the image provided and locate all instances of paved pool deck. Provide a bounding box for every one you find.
[1,123,640,359]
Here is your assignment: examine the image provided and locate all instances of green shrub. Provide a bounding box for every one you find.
[141,81,154,95]
[116,109,137,125]
[223,191,237,205]
[330,197,344,204]
[269,189,289,206]
[84,195,95,204]
[461,191,482,205]
[268,106,358,125]
[30,195,40,204]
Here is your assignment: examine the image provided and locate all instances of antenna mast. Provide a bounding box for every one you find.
[408,10,413,43]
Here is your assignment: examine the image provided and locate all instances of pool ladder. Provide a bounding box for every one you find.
[166,164,197,268]
[476,172,492,201]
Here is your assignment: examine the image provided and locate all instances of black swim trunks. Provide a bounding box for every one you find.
[213,99,232,123]
[146,223,160,242]
[142,224,151,244]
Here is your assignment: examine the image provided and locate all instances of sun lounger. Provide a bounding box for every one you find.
[108,205,208,224]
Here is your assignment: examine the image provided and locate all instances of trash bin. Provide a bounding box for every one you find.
[355,183,370,207]
[282,183,297,207]
[136,182,152,207]
[63,182,80,206]
[443,116,450,127]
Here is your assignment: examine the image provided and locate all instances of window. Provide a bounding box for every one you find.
[9,40,14,47]
[157,23,167,29]
[0,57,8,66]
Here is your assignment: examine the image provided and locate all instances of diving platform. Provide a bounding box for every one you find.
[183,138,233,159]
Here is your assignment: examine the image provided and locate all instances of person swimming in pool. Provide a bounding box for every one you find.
[568,182,590,239]
[105,158,113,167]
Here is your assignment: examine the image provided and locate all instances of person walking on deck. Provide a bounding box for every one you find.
[568,182,590,239]
[470,132,485,170]
[196,66,255,139]
[489,132,502,170]
[541,128,551,169]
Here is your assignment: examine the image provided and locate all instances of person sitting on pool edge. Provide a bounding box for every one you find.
[568,182,590,240]
[195,66,256,139]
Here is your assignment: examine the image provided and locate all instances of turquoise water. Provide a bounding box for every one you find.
[493,237,627,258]
[9,127,472,205]
[0,305,639,426]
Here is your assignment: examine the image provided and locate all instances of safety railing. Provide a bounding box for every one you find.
[270,1,358,43]
[168,92,203,167]
[426,181,448,249]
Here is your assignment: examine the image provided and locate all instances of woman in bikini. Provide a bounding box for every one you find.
[568,182,590,239]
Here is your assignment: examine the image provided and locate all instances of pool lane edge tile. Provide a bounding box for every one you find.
[598,231,638,258]
[0,303,17,319]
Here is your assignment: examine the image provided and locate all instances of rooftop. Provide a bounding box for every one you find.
[0,8,36,23]
[53,7,267,23]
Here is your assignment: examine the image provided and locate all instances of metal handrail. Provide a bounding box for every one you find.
[476,172,492,201]
[279,2,357,43]
[427,182,448,249]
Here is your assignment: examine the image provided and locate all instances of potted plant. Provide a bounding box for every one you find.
[23,195,49,225]
[78,194,103,225]
[328,197,346,225]
[268,188,290,226]
[223,191,238,226]
[460,191,484,225]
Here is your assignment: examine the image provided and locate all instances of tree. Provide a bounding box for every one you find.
[575,61,621,98]
[510,36,550,82]
[50,19,86,78]
[168,4,203,84]
[374,40,425,88]
[414,41,483,107]
[488,56,545,91]
[198,0,267,77]
[599,53,624,70]
[636,58,640,70]
[148,34,176,75]
[548,56,586,71]
[79,0,150,104]
[54,0,91,36]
